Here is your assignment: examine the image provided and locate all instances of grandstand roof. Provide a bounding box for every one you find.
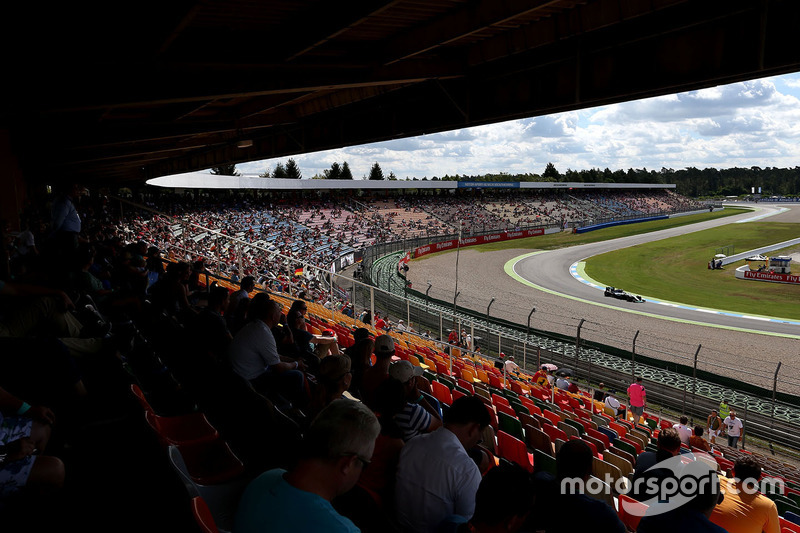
[147,173,676,190]
[5,0,800,186]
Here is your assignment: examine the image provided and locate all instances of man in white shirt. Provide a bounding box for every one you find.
[723,411,744,449]
[604,390,624,418]
[503,355,520,375]
[394,395,490,533]
[673,416,693,446]
[228,293,306,406]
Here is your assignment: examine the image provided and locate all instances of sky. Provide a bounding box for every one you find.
[233,73,800,180]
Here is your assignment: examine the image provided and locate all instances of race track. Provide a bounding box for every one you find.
[407,203,800,392]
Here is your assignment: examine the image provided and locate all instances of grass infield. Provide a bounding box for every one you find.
[583,222,800,319]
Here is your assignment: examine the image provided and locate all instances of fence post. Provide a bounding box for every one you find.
[370,286,375,325]
[631,330,639,382]
[691,344,701,424]
[439,310,443,341]
[771,362,782,431]
[575,319,585,370]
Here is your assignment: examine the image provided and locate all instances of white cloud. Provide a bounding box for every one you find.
[235,73,800,179]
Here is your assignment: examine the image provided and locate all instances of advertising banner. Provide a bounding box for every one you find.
[742,270,800,284]
[412,228,544,258]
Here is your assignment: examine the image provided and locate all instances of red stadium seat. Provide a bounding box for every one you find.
[491,394,510,408]
[618,494,648,531]
[497,430,534,473]
[542,424,568,443]
[431,380,453,406]
[495,403,518,419]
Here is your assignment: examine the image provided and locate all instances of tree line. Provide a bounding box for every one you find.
[211,161,800,198]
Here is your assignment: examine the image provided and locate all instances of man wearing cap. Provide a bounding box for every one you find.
[360,334,395,409]
[389,360,442,442]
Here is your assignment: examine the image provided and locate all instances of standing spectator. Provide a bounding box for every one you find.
[234,400,380,533]
[723,410,744,449]
[718,398,731,420]
[710,456,780,533]
[673,416,693,446]
[394,396,490,533]
[48,183,84,264]
[627,377,647,421]
[706,409,723,444]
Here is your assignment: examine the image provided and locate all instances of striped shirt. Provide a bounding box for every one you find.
[395,402,432,442]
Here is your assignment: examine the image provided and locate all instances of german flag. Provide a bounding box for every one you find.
[294,267,304,277]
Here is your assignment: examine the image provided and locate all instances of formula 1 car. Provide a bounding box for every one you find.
[604,286,645,303]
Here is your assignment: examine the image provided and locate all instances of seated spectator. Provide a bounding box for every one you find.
[503,355,520,375]
[532,366,551,389]
[637,461,726,533]
[148,261,196,319]
[234,399,380,533]
[394,395,490,533]
[359,334,394,409]
[593,382,607,402]
[227,294,307,407]
[289,312,340,360]
[226,275,255,332]
[710,456,780,533]
[389,360,442,442]
[333,377,406,531]
[440,462,536,533]
[530,439,625,532]
[674,416,693,446]
[307,355,352,420]
[604,390,624,418]
[344,328,374,400]
[689,425,711,453]
[555,375,570,390]
[630,427,682,502]
[0,386,65,504]
[188,285,232,364]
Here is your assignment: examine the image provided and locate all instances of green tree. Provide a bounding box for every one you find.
[211,164,238,176]
[258,168,271,178]
[285,158,302,179]
[273,162,288,179]
[340,161,353,180]
[323,162,341,179]
[388,171,397,181]
[368,162,384,180]
[542,162,560,180]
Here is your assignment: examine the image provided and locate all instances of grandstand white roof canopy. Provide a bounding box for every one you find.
[147,172,675,190]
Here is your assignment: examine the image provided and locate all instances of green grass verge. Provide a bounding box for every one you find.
[583,222,800,319]
[412,208,747,261]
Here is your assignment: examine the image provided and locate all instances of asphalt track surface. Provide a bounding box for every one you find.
[407,203,800,392]
[509,204,800,337]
